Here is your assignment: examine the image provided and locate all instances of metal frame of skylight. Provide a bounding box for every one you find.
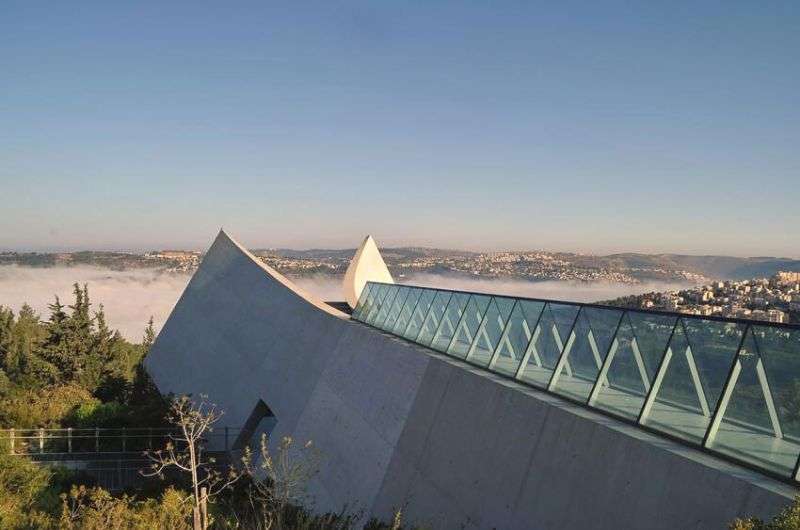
[351,281,800,486]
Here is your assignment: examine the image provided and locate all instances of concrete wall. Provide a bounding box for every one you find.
[146,231,797,529]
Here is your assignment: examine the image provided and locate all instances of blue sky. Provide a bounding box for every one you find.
[1,1,798,256]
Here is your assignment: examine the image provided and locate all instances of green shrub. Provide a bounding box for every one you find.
[0,453,60,529]
[69,400,126,428]
[731,496,800,529]
[59,485,193,530]
[0,384,98,429]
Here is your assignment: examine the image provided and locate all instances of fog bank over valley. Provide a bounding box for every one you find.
[400,273,696,303]
[0,265,193,341]
[0,266,696,341]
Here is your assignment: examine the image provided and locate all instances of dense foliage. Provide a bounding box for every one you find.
[0,284,163,429]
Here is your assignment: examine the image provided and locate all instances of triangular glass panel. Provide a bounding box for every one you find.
[351,283,373,320]
[708,326,800,477]
[682,318,746,408]
[641,317,744,443]
[489,300,545,377]
[392,288,421,335]
[448,295,491,359]
[550,306,623,402]
[363,284,390,324]
[431,293,470,352]
[403,288,436,340]
[381,286,410,331]
[592,312,677,420]
[416,291,453,346]
[517,302,580,389]
[371,285,401,328]
[466,296,516,367]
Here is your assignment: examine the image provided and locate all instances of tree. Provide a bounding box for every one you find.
[90,304,129,400]
[93,304,115,361]
[144,395,242,530]
[6,305,45,381]
[0,307,14,370]
[241,433,321,529]
[41,285,95,382]
[41,296,69,382]
[66,283,94,368]
[127,317,167,424]
[142,317,156,352]
[45,296,68,345]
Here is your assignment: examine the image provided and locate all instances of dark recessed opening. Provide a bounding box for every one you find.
[232,399,277,451]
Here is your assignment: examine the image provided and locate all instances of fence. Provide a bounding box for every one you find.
[0,427,243,457]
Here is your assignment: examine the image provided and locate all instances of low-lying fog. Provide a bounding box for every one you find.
[0,265,695,342]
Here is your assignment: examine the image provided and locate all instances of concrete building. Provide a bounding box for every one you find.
[776,271,800,284]
[146,230,798,529]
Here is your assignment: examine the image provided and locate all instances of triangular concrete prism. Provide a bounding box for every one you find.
[342,235,394,308]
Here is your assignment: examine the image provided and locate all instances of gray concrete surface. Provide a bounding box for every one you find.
[146,230,797,529]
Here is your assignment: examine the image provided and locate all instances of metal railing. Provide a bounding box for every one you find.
[0,427,243,457]
[352,281,800,485]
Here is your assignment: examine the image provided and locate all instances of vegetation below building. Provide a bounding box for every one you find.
[0,284,417,529]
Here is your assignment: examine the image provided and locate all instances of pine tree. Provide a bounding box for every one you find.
[0,306,14,368]
[39,296,71,384]
[143,316,156,352]
[44,296,68,348]
[68,283,93,349]
[91,304,129,399]
[62,283,95,380]
[129,316,166,422]
[8,305,44,379]
[93,304,115,360]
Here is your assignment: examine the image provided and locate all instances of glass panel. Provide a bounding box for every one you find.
[366,284,396,325]
[431,293,470,352]
[352,282,374,321]
[416,291,453,346]
[381,286,410,331]
[550,307,624,402]
[517,302,580,388]
[641,317,745,444]
[592,311,677,420]
[351,283,373,320]
[392,288,421,335]
[707,326,800,477]
[403,288,436,340]
[362,284,388,324]
[447,295,491,359]
[490,300,545,377]
[354,284,800,480]
[466,296,516,367]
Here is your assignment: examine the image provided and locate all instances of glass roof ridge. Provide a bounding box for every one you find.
[363,281,800,330]
[352,281,800,485]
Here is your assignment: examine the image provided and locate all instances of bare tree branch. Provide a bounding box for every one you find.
[142,394,243,530]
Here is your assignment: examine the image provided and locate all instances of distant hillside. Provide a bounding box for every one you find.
[254,248,356,260]
[254,246,477,261]
[4,247,798,283]
[598,254,800,280]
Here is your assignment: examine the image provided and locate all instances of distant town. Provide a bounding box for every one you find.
[2,248,799,324]
[602,271,800,324]
[0,247,713,283]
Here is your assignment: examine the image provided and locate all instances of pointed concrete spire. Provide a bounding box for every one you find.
[343,235,394,308]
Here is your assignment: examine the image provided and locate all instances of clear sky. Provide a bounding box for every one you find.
[1,1,798,257]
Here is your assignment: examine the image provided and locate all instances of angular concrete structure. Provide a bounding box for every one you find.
[146,230,797,529]
[342,235,394,309]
